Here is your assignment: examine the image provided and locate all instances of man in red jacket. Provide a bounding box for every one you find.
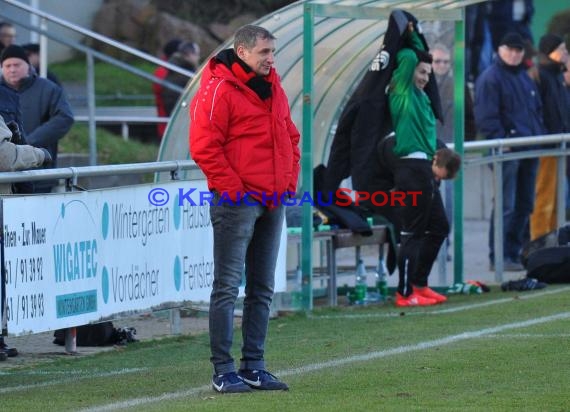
[189,25,300,394]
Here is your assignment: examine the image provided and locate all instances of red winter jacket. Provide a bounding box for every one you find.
[189,56,300,206]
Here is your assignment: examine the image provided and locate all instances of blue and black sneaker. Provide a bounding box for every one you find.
[501,277,547,292]
[212,372,252,394]
[238,369,289,391]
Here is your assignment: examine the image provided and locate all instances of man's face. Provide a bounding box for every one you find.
[432,49,451,77]
[237,36,275,76]
[414,62,432,90]
[27,52,40,67]
[1,58,29,88]
[548,42,569,65]
[432,163,449,181]
[0,26,16,47]
[498,45,525,66]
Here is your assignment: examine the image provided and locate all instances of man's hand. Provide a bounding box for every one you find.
[40,148,53,166]
[5,121,25,145]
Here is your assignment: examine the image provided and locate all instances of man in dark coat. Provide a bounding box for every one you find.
[474,32,546,271]
[0,45,74,193]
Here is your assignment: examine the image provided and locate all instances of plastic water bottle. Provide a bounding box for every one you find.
[446,282,482,295]
[446,283,464,294]
[375,256,388,300]
[354,259,368,305]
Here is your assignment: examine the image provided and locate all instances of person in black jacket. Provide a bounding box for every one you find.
[528,34,570,241]
[0,44,74,193]
[474,32,546,271]
[369,135,460,201]
[316,9,442,197]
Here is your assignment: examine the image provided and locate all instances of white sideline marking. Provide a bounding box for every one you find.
[310,286,570,319]
[481,333,570,338]
[80,311,570,412]
[0,367,145,377]
[0,368,147,394]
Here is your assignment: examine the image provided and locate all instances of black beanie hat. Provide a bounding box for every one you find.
[163,39,182,58]
[499,32,525,50]
[539,34,564,56]
[0,45,30,65]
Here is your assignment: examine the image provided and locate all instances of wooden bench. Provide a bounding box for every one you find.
[288,225,388,306]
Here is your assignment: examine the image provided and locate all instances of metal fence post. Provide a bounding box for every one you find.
[301,2,315,311]
[64,327,77,353]
[493,148,504,283]
[86,51,97,166]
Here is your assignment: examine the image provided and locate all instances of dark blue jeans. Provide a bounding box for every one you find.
[209,195,284,375]
[489,158,538,262]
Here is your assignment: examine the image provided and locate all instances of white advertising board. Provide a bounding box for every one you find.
[1,180,287,336]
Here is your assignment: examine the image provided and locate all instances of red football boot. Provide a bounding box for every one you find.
[412,286,448,304]
[395,292,437,307]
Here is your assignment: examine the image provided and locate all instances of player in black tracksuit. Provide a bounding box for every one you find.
[388,24,460,306]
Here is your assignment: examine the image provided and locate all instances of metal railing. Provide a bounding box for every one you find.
[0,160,201,188]
[458,133,570,282]
[73,112,165,141]
[1,133,568,285]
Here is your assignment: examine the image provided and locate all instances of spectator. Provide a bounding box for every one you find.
[152,38,181,138]
[431,42,477,143]
[431,43,476,259]
[474,32,546,271]
[190,25,299,393]
[431,45,454,258]
[389,22,450,307]
[432,43,454,144]
[529,34,570,240]
[21,43,62,86]
[0,45,74,193]
[0,21,16,53]
[161,41,200,116]
[0,116,51,361]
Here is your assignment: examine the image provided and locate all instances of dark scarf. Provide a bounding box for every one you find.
[215,49,272,100]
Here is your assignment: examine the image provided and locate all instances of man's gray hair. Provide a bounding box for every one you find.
[234,25,275,50]
[431,42,450,55]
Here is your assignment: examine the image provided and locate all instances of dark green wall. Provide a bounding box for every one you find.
[532,4,569,41]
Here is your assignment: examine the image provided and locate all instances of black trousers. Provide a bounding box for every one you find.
[394,159,449,296]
